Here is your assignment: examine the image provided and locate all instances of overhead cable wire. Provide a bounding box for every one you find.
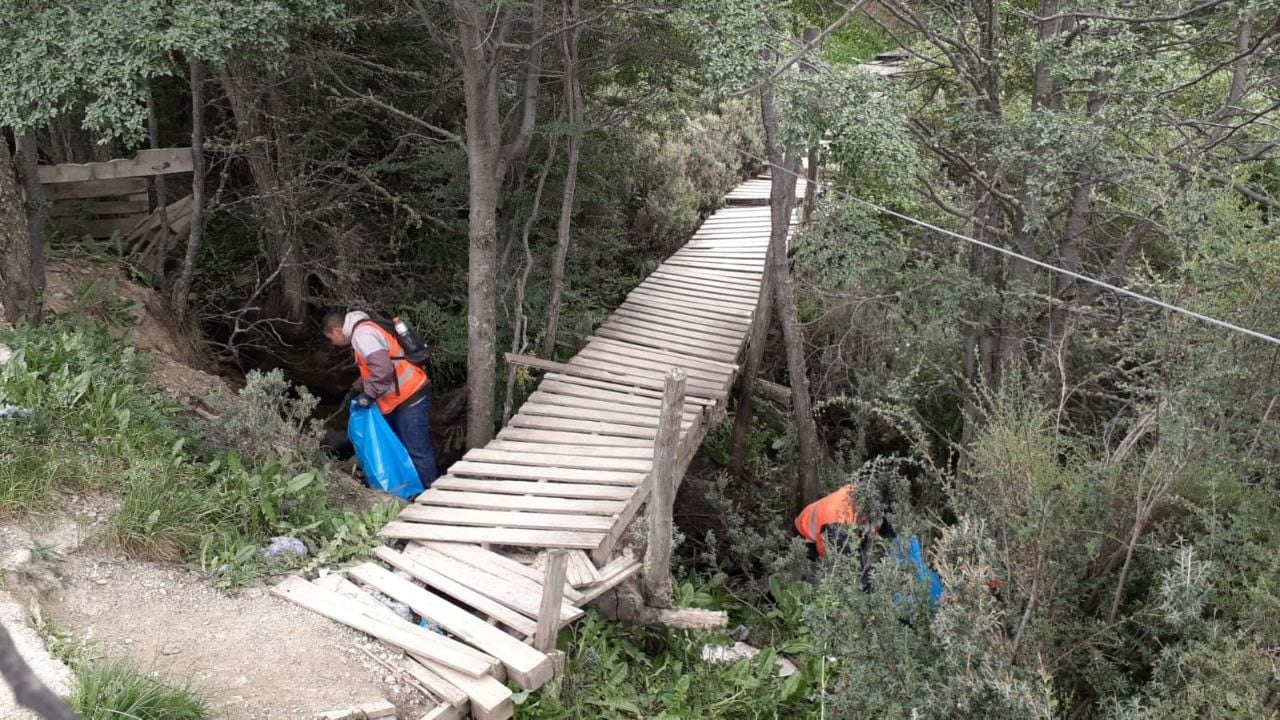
[717,141,1280,347]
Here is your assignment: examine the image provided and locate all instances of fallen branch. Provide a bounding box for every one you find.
[752,378,792,406]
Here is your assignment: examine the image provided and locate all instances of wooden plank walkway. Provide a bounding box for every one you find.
[275,175,795,719]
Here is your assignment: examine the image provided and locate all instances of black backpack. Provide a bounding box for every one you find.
[357,316,432,369]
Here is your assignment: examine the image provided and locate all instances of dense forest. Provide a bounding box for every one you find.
[1,0,1279,717]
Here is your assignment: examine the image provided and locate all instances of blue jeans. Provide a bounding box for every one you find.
[385,391,438,489]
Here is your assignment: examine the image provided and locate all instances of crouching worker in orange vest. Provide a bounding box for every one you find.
[795,484,888,591]
[323,311,438,488]
[795,484,882,559]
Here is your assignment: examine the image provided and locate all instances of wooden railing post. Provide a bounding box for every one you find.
[643,367,686,608]
[535,550,569,653]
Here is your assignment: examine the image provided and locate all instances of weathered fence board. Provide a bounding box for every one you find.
[37,148,194,184]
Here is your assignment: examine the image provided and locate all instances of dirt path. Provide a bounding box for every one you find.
[0,498,437,720]
[19,536,430,719]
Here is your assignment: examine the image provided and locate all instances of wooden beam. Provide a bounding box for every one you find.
[48,193,149,218]
[37,148,194,184]
[535,550,570,653]
[42,176,148,201]
[642,368,685,608]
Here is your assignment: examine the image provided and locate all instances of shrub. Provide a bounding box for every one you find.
[204,368,323,470]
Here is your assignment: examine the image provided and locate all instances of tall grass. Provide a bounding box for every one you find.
[0,315,398,583]
[71,659,210,720]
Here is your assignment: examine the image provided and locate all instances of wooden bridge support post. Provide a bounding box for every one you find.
[643,367,687,608]
[535,550,569,653]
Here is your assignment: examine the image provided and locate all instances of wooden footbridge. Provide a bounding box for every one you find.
[275,173,804,720]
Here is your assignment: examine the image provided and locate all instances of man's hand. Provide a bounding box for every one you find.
[354,393,376,409]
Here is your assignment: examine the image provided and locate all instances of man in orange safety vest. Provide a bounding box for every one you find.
[795,484,881,559]
[324,311,437,487]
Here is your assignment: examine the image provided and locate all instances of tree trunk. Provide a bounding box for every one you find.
[173,61,206,319]
[0,135,39,326]
[456,0,504,448]
[760,87,822,507]
[220,63,306,333]
[14,133,46,315]
[542,0,583,359]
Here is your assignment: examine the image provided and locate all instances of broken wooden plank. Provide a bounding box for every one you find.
[403,545,583,623]
[418,542,586,604]
[417,657,514,720]
[312,565,506,720]
[564,550,603,588]
[576,556,645,605]
[314,700,397,719]
[270,576,495,678]
[349,563,555,690]
[373,547,538,637]
[418,704,464,720]
[402,656,469,713]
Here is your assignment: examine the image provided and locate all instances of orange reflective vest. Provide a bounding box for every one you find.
[355,322,430,414]
[795,485,862,558]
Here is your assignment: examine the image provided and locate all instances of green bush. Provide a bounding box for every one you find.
[204,369,323,471]
[71,658,210,720]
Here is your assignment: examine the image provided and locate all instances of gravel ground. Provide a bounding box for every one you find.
[42,552,432,719]
[1,511,431,720]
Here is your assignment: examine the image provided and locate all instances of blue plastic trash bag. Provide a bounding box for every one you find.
[348,402,423,500]
[890,535,945,610]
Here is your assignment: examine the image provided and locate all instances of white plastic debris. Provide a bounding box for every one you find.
[700,641,799,677]
[264,536,308,560]
[0,343,12,366]
[0,405,33,420]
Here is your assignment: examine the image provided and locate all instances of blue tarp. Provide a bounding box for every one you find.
[348,402,423,500]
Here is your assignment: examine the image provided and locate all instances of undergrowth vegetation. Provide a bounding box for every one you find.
[70,658,210,720]
[517,612,815,719]
[0,313,396,590]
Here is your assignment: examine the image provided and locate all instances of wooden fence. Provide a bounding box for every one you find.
[38,148,193,238]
